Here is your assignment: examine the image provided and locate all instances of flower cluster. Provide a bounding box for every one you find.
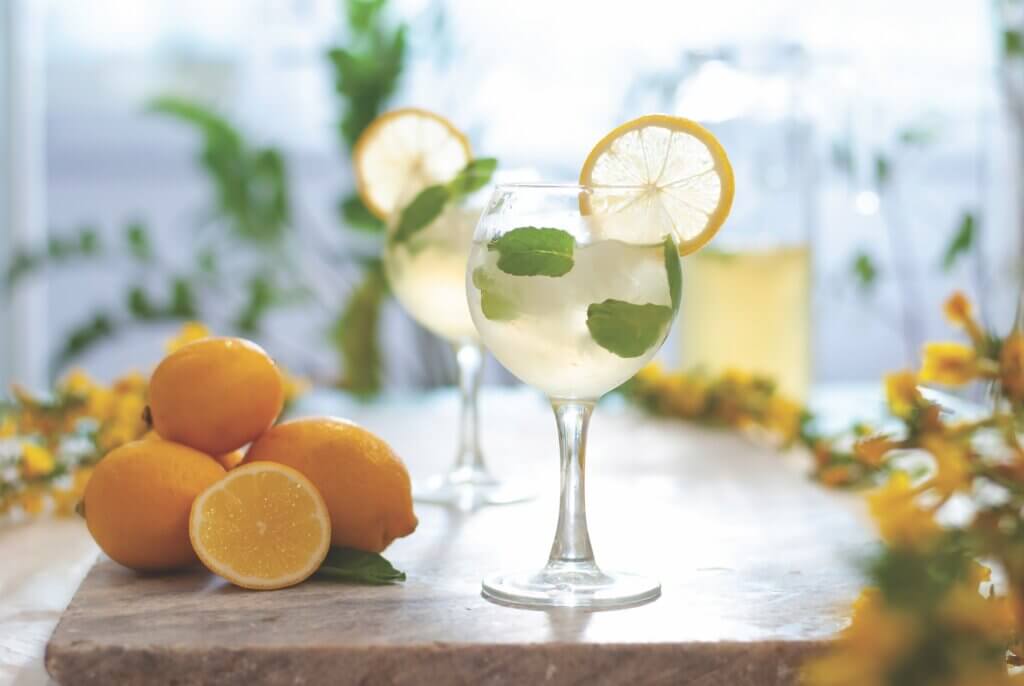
[0,323,307,520]
[628,291,1024,685]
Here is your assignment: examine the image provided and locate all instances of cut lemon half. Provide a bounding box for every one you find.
[579,114,734,255]
[189,462,331,590]
[353,107,472,220]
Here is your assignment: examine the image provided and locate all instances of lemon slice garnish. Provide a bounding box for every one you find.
[353,107,472,220]
[579,114,734,255]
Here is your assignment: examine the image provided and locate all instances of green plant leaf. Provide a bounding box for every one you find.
[941,212,976,272]
[315,547,405,585]
[488,227,575,277]
[331,260,388,396]
[852,251,878,292]
[874,154,891,187]
[391,185,450,244]
[447,157,498,197]
[586,299,673,358]
[56,313,117,366]
[471,267,517,321]
[340,193,385,232]
[125,221,152,261]
[663,237,681,314]
[897,127,935,147]
[1006,29,1024,58]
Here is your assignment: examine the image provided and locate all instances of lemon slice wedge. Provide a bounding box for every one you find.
[189,462,331,590]
[579,114,734,255]
[353,107,472,220]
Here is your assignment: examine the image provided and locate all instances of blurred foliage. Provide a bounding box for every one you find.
[329,0,406,233]
[2,0,412,392]
[942,212,977,272]
[331,260,388,395]
[852,251,879,293]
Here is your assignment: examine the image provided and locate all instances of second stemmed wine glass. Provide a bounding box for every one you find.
[466,182,682,609]
[384,199,532,510]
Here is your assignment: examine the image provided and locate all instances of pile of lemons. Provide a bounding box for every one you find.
[83,337,418,590]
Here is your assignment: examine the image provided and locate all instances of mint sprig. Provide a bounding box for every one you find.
[390,157,498,245]
[472,267,518,321]
[487,227,575,277]
[663,237,682,315]
[315,547,406,585]
[586,299,673,358]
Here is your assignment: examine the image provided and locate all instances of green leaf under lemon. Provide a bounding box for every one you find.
[488,227,575,277]
[586,299,673,358]
[315,547,406,585]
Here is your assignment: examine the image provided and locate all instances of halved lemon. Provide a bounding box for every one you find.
[353,107,472,220]
[189,462,331,590]
[579,114,734,255]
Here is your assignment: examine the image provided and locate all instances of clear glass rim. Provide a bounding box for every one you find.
[493,182,652,192]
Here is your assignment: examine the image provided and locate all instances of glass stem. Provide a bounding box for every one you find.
[547,400,596,567]
[452,341,486,472]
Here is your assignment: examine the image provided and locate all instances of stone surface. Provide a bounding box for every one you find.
[45,388,875,686]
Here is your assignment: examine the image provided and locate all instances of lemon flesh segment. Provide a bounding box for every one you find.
[579,115,734,255]
[353,107,472,220]
[190,462,331,590]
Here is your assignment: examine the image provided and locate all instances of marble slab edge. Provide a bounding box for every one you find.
[46,638,826,686]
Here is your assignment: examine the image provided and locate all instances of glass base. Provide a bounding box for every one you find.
[482,560,661,610]
[413,465,533,511]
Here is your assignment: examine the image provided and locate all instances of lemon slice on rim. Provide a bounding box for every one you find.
[579,114,734,255]
[189,462,331,590]
[353,107,473,220]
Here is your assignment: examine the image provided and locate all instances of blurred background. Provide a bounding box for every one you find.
[0,0,1020,396]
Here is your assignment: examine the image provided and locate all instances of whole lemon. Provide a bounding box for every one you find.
[84,439,225,571]
[149,337,284,455]
[244,417,418,552]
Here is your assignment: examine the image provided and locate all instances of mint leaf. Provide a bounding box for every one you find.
[391,185,450,244]
[586,299,672,358]
[448,158,497,196]
[472,267,517,321]
[488,227,574,277]
[663,237,681,314]
[315,547,406,585]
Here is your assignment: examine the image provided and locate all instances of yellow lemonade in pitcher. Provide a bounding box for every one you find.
[680,245,811,399]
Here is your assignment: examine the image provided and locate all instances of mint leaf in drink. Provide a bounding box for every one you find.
[663,237,682,315]
[586,299,673,358]
[448,158,497,197]
[391,185,450,245]
[472,267,517,321]
[488,227,574,277]
[315,547,406,585]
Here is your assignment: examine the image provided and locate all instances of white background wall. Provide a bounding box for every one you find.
[4,0,1020,387]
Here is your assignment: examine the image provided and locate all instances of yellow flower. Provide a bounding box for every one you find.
[165,321,211,354]
[20,442,55,478]
[885,371,922,419]
[112,371,147,395]
[0,415,16,438]
[766,395,803,445]
[944,291,973,325]
[853,435,898,467]
[803,588,918,686]
[819,464,855,487]
[921,435,972,496]
[938,583,1016,643]
[661,375,708,418]
[281,370,310,404]
[867,471,939,548]
[60,368,97,396]
[1001,332,1024,402]
[16,488,47,515]
[919,342,978,386]
[634,362,666,385]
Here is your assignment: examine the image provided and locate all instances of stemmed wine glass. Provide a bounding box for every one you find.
[465,183,681,608]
